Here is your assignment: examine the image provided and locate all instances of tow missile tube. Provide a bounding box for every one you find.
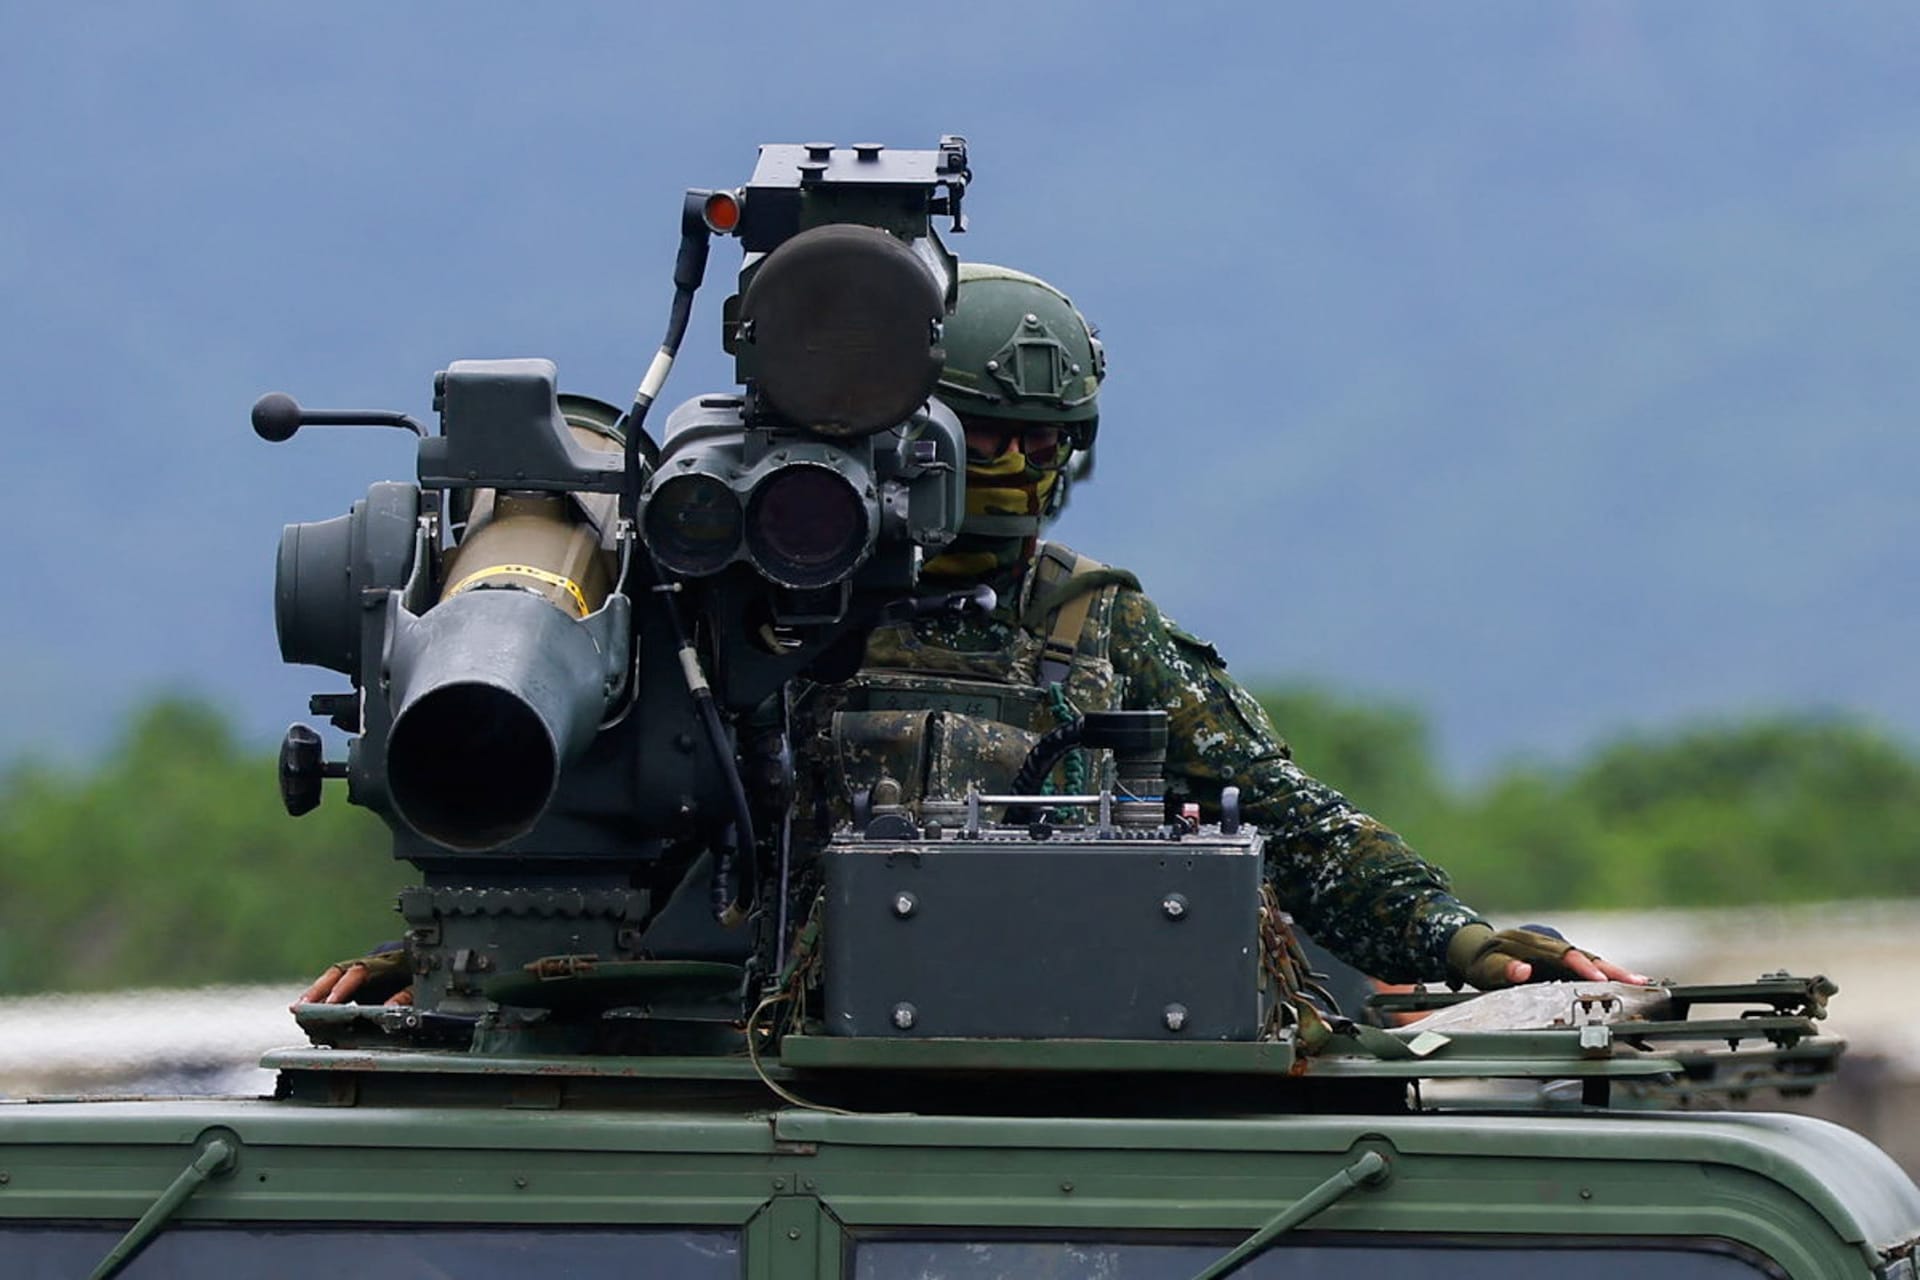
[385,488,620,852]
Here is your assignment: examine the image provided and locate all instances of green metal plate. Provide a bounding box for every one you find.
[777,1033,1687,1079]
[261,1048,786,1081]
[778,1036,1299,1074]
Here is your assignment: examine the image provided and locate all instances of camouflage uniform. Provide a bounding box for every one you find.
[794,542,1486,983]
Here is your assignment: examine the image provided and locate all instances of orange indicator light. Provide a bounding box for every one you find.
[703,191,742,234]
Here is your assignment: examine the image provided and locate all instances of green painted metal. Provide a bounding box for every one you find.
[777,1030,1689,1078]
[85,1133,236,1280]
[1188,1149,1392,1280]
[774,1108,1920,1266]
[0,1095,1913,1277]
[260,1048,789,1081]
[778,1034,1300,1074]
[745,1196,842,1280]
[0,1098,780,1155]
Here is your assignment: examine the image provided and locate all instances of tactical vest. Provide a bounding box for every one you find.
[793,543,1141,830]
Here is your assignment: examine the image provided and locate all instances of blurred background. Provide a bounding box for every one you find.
[2,2,1917,1160]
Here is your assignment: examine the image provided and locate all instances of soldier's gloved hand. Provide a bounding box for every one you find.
[292,944,414,1009]
[1445,923,1649,991]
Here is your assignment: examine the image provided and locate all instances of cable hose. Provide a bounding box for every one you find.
[620,191,713,520]
[1045,681,1089,799]
[692,652,755,927]
[1002,719,1084,826]
[643,544,757,925]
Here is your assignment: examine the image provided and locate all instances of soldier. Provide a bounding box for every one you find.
[302,263,1641,1007]
[787,262,1641,991]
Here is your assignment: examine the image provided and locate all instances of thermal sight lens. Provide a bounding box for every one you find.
[746,465,869,589]
[644,473,743,576]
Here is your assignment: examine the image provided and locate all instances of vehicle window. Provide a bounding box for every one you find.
[851,1238,1779,1280]
[2,1223,740,1279]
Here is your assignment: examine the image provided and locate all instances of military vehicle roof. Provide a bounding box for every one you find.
[8,1095,1917,1258]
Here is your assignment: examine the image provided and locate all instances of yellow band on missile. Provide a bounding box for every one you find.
[447,563,592,618]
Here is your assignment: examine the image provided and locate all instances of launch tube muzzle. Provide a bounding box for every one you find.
[384,589,614,852]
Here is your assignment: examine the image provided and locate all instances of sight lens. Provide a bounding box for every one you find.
[644,473,743,576]
[746,465,870,589]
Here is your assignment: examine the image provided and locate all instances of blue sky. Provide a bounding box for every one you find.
[4,3,1918,776]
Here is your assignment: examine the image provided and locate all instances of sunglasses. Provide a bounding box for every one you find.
[960,420,1067,469]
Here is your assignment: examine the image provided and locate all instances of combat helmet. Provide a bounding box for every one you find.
[925,265,1103,564]
[935,263,1103,449]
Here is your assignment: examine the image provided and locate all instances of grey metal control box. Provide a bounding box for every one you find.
[822,826,1266,1040]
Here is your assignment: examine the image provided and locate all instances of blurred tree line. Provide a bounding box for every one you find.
[2,692,1918,994]
[0,700,393,995]
[1264,687,1920,912]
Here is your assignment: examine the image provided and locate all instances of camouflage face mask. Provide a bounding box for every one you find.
[922,442,1060,581]
[962,441,1059,532]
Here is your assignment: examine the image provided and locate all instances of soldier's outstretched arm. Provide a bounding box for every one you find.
[1107,589,1640,987]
